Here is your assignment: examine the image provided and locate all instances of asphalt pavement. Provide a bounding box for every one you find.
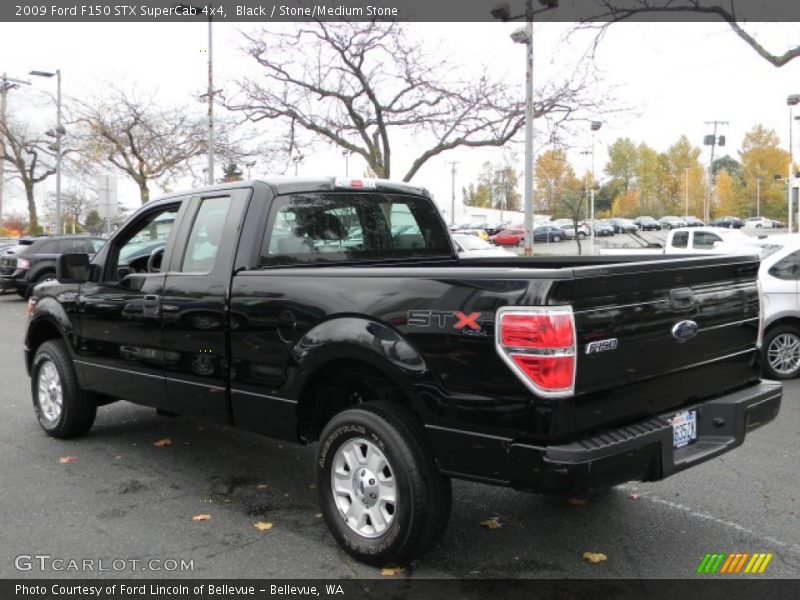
[0,293,798,579]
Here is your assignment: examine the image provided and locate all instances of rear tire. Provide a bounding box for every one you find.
[553,235,561,242]
[763,325,800,380]
[316,401,451,566]
[31,340,97,438]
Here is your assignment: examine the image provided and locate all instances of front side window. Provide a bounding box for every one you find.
[671,232,689,249]
[260,193,451,266]
[111,204,180,278]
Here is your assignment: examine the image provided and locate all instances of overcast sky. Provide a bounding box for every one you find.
[1,20,799,219]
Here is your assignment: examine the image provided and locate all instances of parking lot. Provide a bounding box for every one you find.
[0,292,799,579]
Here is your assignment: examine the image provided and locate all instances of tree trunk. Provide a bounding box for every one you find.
[24,183,39,234]
[139,181,150,204]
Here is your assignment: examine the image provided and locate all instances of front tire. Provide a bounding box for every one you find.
[763,325,800,380]
[316,402,451,566]
[31,340,97,438]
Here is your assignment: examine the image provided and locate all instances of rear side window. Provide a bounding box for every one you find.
[693,232,721,249]
[769,250,800,280]
[260,193,451,266]
[182,196,233,272]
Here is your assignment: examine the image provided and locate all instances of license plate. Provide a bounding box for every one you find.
[670,410,697,449]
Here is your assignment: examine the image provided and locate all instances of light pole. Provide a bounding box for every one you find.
[787,95,799,232]
[447,161,458,225]
[30,69,62,235]
[589,121,602,255]
[493,0,560,256]
[756,177,761,218]
[293,155,303,176]
[245,160,256,180]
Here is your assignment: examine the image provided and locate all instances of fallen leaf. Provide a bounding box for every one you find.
[58,456,77,464]
[583,552,608,564]
[253,521,273,531]
[153,438,172,447]
[628,492,641,500]
[480,518,502,530]
[567,497,588,507]
[256,484,268,490]
[314,513,323,519]
[114,455,123,460]
[192,514,211,522]
[380,566,405,577]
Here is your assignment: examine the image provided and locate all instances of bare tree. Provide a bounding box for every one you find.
[577,1,800,67]
[228,22,604,182]
[0,115,57,233]
[72,88,210,204]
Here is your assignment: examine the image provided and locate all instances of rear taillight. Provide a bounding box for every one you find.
[16,257,29,270]
[495,307,576,397]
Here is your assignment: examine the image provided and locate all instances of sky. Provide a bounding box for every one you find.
[1,20,799,222]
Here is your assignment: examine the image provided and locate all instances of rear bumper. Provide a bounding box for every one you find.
[506,381,781,493]
[429,381,781,494]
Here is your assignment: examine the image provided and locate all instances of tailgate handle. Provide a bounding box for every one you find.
[669,287,695,310]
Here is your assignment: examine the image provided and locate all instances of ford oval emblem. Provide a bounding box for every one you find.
[671,320,699,343]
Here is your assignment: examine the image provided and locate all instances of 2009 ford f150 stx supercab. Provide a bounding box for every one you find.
[25,177,781,565]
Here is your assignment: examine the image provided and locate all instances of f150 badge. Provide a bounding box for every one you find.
[407,310,486,336]
[585,338,618,354]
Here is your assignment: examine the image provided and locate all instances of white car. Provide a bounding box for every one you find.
[743,217,774,229]
[452,234,516,258]
[758,234,800,379]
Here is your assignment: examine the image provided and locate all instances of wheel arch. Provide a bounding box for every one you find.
[25,298,76,376]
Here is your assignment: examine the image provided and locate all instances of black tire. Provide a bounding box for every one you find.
[31,340,97,438]
[316,401,451,566]
[763,325,800,380]
[577,232,586,240]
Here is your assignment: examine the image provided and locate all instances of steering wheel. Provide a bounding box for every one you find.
[147,246,166,273]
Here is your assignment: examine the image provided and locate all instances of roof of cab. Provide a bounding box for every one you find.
[156,176,431,201]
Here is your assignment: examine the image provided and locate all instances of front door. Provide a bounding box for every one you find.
[75,201,186,406]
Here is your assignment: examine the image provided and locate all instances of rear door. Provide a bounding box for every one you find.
[159,189,249,421]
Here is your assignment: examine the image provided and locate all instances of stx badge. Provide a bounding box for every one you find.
[407,310,485,335]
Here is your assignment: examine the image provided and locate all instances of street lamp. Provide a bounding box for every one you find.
[493,0,560,257]
[589,121,602,254]
[786,95,800,232]
[684,166,690,218]
[29,69,62,235]
[245,160,256,180]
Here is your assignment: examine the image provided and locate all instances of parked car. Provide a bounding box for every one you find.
[552,219,590,240]
[599,227,775,256]
[458,228,490,242]
[743,216,774,229]
[684,216,705,227]
[0,235,105,297]
[633,216,661,231]
[591,220,615,237]
[710,216,744,229]
[609,218,638,233]
[758,235,800,379]
[532,225,566,242]
[26,176,781,566]
[452,234,516,258]
[659,216,688,230]
[490,228,525,246]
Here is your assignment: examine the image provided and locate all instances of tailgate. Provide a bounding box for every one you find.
[559,255,761,432]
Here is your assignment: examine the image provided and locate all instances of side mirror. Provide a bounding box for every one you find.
[56,253,91,284]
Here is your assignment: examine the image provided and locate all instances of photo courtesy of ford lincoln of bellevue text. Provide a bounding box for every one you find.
[1,0,800,597]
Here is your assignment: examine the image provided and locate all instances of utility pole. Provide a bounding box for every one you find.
[703,120,729,223]
[447,161,458,225]
[756,177,761,218]
[0,73,31,222]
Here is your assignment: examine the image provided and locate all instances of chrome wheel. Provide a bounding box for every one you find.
[767,333,800,376]
[331,437,397,538]
[37,359,63,424]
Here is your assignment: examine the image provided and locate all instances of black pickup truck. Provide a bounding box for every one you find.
[25,178,781,565]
